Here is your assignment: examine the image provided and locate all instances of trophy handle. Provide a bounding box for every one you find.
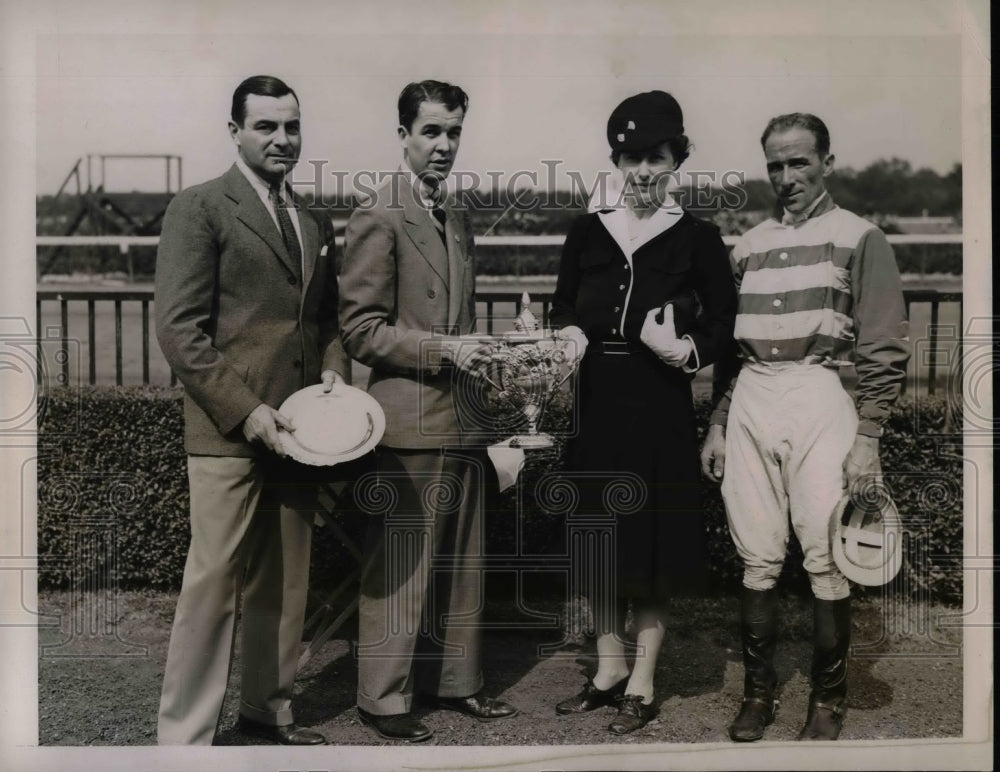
[551,357,582,390]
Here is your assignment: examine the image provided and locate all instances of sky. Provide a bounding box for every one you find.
[32,1,965,197]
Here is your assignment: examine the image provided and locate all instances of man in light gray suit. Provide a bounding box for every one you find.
[155,75,348,745]
[339,80,518,742]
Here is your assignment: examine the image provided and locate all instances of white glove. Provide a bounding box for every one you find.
[640,304,693,367]
[556,325,589,366]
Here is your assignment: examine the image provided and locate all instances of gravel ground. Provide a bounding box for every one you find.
[37,589,963,749]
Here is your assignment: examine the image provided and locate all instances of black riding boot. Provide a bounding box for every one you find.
[798,596,850,740]
[729,587,778,742]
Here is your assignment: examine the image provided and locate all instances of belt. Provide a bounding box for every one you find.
[594,340,644,355]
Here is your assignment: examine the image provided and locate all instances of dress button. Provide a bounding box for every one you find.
[614,306,621,312]
[427,288,436,298]
[287,274,297,284]
[770,346,779,355]
[773,298,782,307]
[611,328,617,335]
[779,252,789,260]
[619,284,626,291]
[624,264,630,270]
[455,234,461,241]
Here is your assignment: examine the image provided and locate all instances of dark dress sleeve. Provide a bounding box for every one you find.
[550,215,593,330]
[685,221,737,370]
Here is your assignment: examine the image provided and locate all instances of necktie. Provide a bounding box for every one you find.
[269,184,302,271]
[426,184,447,242]
[432,205,447,231]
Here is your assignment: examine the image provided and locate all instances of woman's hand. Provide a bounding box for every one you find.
[556,325,589,365]
[640,305,693,366]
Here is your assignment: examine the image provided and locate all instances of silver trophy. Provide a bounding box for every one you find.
[480,293,580,449]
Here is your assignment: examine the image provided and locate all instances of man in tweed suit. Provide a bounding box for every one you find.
[338,80,518,743]
[155,75,348,745]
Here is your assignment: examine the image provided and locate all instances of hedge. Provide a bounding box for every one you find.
[36,387,963,604]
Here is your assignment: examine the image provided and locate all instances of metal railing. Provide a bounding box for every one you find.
[36,287,962,395]
[35,232,963,391]
[37,288,160,387]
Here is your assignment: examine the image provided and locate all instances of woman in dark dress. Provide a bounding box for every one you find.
[550,91,737,734]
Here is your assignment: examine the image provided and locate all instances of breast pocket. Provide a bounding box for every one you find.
[579,244,614,273]
[642,251,692,300]
[641,255,700,335]
[646,250,691,278]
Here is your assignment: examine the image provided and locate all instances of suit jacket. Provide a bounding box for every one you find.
[155,164,349,456]
[550,210,736,370]
[339,171,486,449]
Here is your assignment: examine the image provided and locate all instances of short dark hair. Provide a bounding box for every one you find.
[397,80,469,131]
[760,113,830,157]
[231,75,299,126]
[611,135,692,168]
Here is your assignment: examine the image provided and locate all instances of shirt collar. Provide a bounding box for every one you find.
[632,191,682,229]
[399,163,442,209]
[779,189,832,225]
[624,190,683,236]
[597,193,684,257]
[235,156,289,204]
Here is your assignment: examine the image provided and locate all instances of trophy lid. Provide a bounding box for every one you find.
[514,291,540,334]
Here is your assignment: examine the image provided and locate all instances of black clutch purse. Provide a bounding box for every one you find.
[654,289,701,337]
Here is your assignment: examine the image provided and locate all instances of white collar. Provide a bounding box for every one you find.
[597,194,684,258]
[399,163,443,209]
[236,156,289,203]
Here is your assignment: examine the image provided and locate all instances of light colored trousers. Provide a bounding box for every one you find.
[157,455,314,744]
[721,363,855,600]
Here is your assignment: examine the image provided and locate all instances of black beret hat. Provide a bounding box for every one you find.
[607,90,684,152]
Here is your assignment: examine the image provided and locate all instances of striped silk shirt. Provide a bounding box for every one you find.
[710,194,911,437]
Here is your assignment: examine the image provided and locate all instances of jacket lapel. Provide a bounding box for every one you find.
[444,204,469,331]
[597,203,685,258]
[293,193,320,299]
[399,174,450,289]
[224,165,299,279]
[630,205,684,252]
[597,208,632,260]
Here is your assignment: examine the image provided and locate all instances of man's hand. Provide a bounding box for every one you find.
[700,423,726,482]
[443,339,493,376]
[556,325,589,366]
[242,403,295,457]
[640,305,693,366]
[321,369,345,393]
[843,434,882,497]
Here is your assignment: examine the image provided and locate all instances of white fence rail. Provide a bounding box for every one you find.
[36,233,964,250]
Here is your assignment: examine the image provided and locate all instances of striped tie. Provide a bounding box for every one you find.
[269,184,302,271]
[432,204,447,231]
[427,184,447,242]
